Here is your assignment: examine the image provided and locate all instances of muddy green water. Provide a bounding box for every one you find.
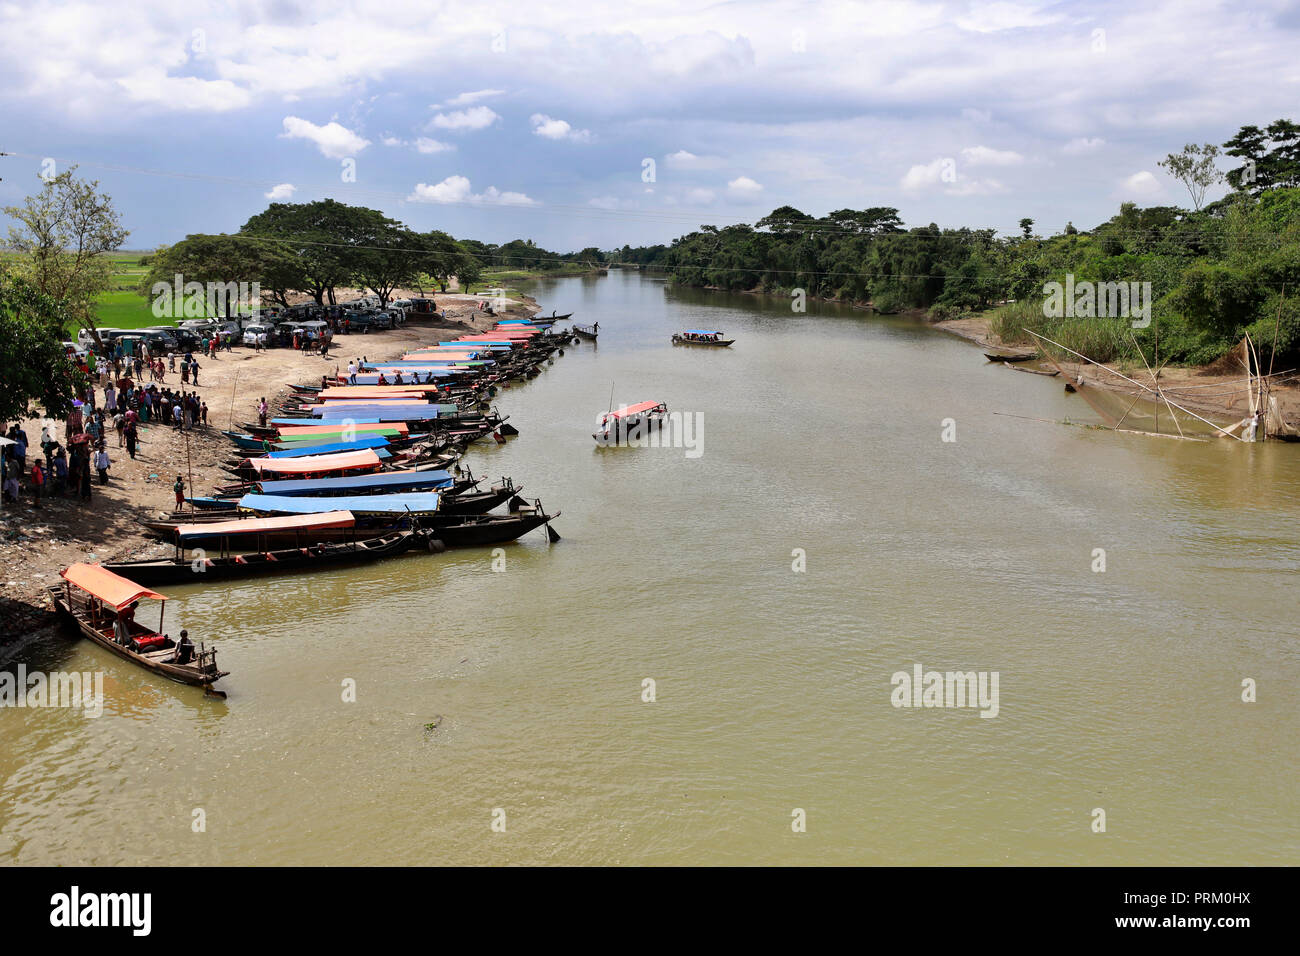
[2,271,1297,865]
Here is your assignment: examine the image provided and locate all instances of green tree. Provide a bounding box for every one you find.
[1223,120,1300,194]
[4,166,128,346]
[141,235,288,317]
[0,268,86,421]
[240,200,370,304]
[1158,143,1223,210]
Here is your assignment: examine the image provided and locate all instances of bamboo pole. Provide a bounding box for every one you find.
[1023,329,1246,441]
[1129,330,1184,439]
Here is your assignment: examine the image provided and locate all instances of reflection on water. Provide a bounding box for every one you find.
[1,271,1297,865]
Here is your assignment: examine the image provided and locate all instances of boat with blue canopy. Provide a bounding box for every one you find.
[238,493,442,517]
[253,470,455,496]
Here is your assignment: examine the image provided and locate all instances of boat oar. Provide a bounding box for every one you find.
[545,520,561,543]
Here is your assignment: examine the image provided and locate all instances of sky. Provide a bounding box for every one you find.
[2,0,1299,253]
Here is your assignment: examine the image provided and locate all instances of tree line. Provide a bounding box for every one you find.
[621,118,1300,365]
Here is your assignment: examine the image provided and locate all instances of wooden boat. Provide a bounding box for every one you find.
[984,348,1037,363]
[1006,365,1060,377]
[572,323,599,340]
[102,528,421,585]
[48,564,228,696]
[420,501,560,547]
[672,330,734,347]
[593,401,668,445]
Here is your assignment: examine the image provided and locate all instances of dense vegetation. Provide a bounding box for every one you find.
[624,120,1300,365]
[0,271,86,420]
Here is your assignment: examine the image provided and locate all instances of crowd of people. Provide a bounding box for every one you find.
[3,418,109,508]
[2,349,213,512]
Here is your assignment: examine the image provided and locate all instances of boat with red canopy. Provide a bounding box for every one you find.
[593,401,668,445]
[246,449,383,477]
[48,563,229,696]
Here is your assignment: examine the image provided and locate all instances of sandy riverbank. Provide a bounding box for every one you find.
[934,313,1300,427]
[0,292,538,647]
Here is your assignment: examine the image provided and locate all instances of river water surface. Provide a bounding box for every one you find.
[2,271,1297,865]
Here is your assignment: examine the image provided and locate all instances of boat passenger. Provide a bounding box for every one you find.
[115,602,137,645]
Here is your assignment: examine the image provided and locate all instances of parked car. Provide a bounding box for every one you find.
[242,323,272,346]
[368,310,395,330]
[168,328,206,351]
[76,327,122,351]
[142,327,181,350]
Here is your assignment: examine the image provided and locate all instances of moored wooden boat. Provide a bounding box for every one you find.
[419,500,560,547]
[102,529,421,585]
[572,323,599,340]
[984,348,1037,363]
[1006,365,1061,377]
[49,564,229,696]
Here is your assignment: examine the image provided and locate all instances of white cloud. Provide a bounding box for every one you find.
[957,2,1064,33]
[264,183,296,200]
[477,185,536,205]
[1062,137,1106,155]
[428,106,499,131]
[727,176,763,196]
[116,71,251,111]
[415,137,454,154]
[434,89,505,108]
[901,158,954,193]
[408,176,536,206]
[961,145,1024,166]
[381,135,405,147]
[530,113,592,142]
[901,157,1006,195]
[1120,170,1163,198]
[665,149,725,170]
[686,188,716,204]
[280,116,369,158]
[409,176,473,203]
[589,196,622,210]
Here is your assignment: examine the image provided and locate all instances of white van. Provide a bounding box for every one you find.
[77,327,121,350]
[242,323,271,346]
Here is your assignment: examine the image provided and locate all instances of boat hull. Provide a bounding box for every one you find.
[102,531,420,585]
[672,335,734,346]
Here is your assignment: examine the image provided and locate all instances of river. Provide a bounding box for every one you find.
[2,270,1297,865]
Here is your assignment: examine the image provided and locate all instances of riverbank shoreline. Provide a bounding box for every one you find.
[1,292,540,648]
[931,311,1300,428]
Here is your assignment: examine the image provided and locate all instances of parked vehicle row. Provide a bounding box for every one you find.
[74,298,428,358]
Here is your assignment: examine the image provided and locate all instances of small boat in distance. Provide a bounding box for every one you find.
[983,347,1036,363]
[673,330,734,346]
[593,401,668,446]
[572,323,599,341]
[49,563,229,697]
